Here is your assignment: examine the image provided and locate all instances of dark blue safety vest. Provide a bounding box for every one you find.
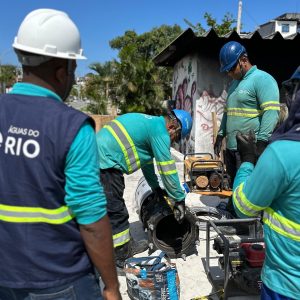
[0,94,94,288]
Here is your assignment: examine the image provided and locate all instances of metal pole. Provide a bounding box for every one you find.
[237,0,243,35]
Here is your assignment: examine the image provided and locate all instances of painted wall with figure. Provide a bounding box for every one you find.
[173,54,198,154]
[173,54,230,155]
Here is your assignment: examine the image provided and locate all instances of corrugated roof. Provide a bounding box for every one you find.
[276,13,300,21]
[153,28,300,66]
[153,28,300,85]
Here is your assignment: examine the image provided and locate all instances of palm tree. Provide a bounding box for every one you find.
[84,61,118,115]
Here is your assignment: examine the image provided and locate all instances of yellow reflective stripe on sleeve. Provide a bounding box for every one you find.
[226,108,261,117]
[0,204,74,224]
[104,124,133,173]
[157,160,175,166]
[158,170,178,175]
[263,207,300,242]
[233,183,265,216]
[113,228,130,248]
[156,160,178,175]
[260,101,280,111]
[113,120,141,170]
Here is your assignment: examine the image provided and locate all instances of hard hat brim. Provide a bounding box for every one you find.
[13,40,86,60]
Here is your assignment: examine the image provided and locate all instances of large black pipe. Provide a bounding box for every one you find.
[135,177,199,259]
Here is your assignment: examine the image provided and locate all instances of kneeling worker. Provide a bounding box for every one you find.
[96,110,192,269]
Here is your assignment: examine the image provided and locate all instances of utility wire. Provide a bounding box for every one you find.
[243,6,260,31]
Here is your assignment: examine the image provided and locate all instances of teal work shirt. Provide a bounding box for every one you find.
[10,83,107,224]
[97,113,185,201]
[233,141,300,299]
[218,66,280,149]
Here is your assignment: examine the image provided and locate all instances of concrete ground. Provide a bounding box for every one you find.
[116,154,260,300]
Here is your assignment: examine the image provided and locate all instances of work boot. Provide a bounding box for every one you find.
[114,239,149,276]
[115,242,130,275]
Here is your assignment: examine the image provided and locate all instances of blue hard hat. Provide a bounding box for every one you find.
[172,109,192,139]
[219,41,246,73]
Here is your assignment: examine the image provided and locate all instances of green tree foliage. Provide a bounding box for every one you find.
[84,75,108,114]
[0,64,18,93]
[184,12,237,36]
[85,13,235,114]
[109,25,182,114]
[82,61,118,114]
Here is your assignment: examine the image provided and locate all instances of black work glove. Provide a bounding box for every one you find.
[214,135,224,157]
[153,187,166,202]
[173,200,185,224]
[256,140,268,158]
[236,130,257,164]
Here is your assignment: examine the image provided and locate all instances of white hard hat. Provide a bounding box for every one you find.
[13,8,86,60]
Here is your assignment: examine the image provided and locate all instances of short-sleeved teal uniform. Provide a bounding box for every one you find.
[218,66,280,149]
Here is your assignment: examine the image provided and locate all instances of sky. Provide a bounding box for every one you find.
[0,0,299,76]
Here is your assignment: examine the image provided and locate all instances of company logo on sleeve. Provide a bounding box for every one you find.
[0,125,40,158]
[143,114,153,119]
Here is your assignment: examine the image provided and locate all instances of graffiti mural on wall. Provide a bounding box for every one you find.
[195,88,227,154]
[173,55,228,154]
[173,58,198,154]
[175,79,196,113]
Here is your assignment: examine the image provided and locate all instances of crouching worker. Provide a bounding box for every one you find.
[232,67,300,299]
[97,110,192,271]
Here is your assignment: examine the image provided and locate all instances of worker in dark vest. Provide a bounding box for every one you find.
[0,9,121,300]
[97,110,192,272]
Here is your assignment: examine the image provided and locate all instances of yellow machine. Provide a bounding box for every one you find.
[184,153,232,197]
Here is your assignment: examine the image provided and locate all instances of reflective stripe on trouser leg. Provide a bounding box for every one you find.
[113,228,130,248]
[100,168,130,244]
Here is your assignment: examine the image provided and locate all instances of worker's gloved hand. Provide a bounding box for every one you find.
[236,130,257,164]
[256,140,268,158]
[153,187,166,202]
[214,135,224,157]
[173,200,185,224]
